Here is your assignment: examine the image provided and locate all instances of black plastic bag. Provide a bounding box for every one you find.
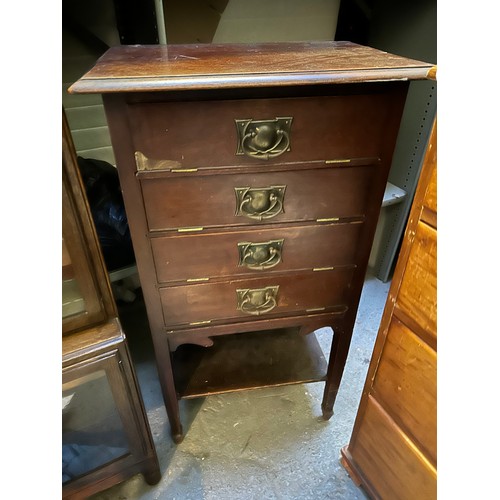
[77,156,135,272]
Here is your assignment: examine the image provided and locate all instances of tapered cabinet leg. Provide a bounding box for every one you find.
[321,320,355,420]
[151,336,184,443]
[160,371,183,443]
[170,424,184,444]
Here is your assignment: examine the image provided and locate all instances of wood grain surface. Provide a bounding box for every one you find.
[140,166,375,231]
[127,92,397,168]
[150,222,362,283]
[84,42,426,442]
[341,120,437,499]
[159,268,354,327]
[69,41,435,93]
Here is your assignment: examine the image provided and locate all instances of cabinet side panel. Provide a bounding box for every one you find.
[372,316,437,464]
[350,396,436,500]
[397,221,437,339]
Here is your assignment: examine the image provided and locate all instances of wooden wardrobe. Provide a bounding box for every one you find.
[341,120,437,499]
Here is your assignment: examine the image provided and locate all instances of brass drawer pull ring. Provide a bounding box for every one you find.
[238,239,284,270]
[236,117,292,160]
[236,286,279,316]
[235,185,286,221]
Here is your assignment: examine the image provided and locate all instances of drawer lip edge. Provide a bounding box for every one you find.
[157,268,355,329]
[70,67,431,94]
[135,157,382,178]
[148,218,365,238]
[146,216,367,235]
[154,264,358,287]
[164,305,349,332]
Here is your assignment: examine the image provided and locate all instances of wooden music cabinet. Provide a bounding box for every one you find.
[69,42,435,443]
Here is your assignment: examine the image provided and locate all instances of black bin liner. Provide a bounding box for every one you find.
[77,156,135,272]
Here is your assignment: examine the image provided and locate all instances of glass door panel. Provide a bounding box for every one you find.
[62,170,106,334]
[62,237,87,318]
[62,369,130,484]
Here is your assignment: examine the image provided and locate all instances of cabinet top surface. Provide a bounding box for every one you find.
[69,41,435,94]
[62,318,124,364]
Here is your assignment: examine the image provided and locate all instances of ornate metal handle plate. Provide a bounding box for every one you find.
[235,117,292,160]
[238,239,284,270]
[235,185,286,221]
[236,286,279,316]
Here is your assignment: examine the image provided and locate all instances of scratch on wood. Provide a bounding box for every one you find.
[176,54,199,60]
[241,434,252,454]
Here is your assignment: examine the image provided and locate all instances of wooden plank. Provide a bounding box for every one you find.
[421,158,437,231]
[423,161,437,212]
[397,221,437,340]
[71,126,113,150]
[342,120,437,498]
[350,396,436,500]
[68,41,435,93]
[172,328,328,398]
[372,316,437,464]
[65,104,109,129]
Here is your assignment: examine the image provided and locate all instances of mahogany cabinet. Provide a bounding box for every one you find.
[62,111,160,498]
[69,42,435,443]
[341,120,437,499]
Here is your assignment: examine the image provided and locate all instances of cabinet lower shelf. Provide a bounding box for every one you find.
[171,328,329,399]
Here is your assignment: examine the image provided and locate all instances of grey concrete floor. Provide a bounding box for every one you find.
[90,272,390,500]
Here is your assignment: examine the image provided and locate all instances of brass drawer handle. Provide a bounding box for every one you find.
[236,286,279,316]
[235,185,286,221]
[235,117,292,160]
[238,239,284,270]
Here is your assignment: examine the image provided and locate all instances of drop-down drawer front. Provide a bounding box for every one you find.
[150,222,363,283]
[128,93,395,169]
[159,268,354,329]
[140,166,375,232]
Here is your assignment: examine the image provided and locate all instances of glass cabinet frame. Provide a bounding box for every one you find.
[62,168,107,333]
[62,324,160,499]
[62,110,116,335]
[62,109,160,498]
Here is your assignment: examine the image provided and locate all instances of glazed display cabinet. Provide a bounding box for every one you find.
[62,111,160,498]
